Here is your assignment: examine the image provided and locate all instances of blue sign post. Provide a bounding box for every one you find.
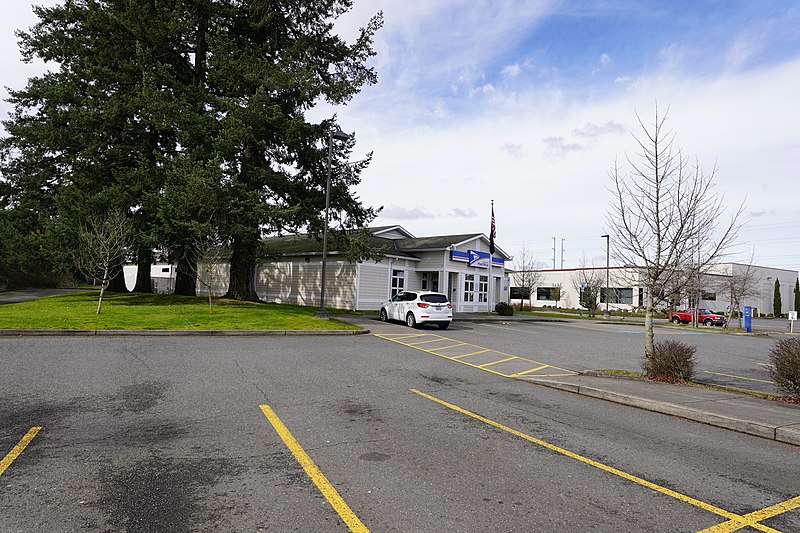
[743,305,752,333]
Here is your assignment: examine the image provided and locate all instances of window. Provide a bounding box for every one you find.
[421,293,448,304]
[510,287,531,300]
[537,287,553,300]
[162,267,170,273]
[478,275,488,302]
[391,269,405,297]
[421,272,439,292]
[464,274,475,302]
[600,288,633,304]
[701,291,717,301]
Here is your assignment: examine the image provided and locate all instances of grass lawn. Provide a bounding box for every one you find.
[0,292,361,331]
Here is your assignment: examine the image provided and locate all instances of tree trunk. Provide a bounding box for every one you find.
[133,247,153,293]
[174,254,196,296]
[644,290,655,360]
[224,233,260,301]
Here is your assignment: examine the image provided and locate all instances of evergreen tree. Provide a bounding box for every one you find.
[3,1,383,301]
[773,278,782,317]
[794,278,800,314]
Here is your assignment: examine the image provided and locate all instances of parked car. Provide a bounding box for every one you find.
[667,308,726,327]
[379,291,453,329]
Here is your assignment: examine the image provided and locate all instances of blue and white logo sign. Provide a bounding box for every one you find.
[468,250,490,268]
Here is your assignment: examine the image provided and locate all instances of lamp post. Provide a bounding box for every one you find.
[317,127,351,318]
[601,234,610,319]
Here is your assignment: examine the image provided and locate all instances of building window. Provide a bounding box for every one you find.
[600,287,633,304]
[510,287,531,300]
[701,291,717,301]
[464,274,475,302]
[391,269,405,297]
[421,272,439,292]
[478,275,488,302]
[537,287,553,300]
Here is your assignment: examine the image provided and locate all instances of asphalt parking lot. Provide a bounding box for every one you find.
[2,325,798,532]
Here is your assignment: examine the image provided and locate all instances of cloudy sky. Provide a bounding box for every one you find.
[3,1,800,271]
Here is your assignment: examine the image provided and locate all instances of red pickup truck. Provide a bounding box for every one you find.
[668,308,726,327]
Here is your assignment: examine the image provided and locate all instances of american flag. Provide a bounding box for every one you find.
[489,201,496,255]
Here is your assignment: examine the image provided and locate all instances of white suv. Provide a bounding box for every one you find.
[379,291,453,329]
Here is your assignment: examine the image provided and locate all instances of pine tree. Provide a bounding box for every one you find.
[794,278,800,314]
[773,278,782,317]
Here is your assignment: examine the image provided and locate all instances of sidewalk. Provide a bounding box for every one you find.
[520,373,800,446]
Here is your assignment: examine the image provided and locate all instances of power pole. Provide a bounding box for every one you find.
[560,238,565,269]
[552,237,556,269]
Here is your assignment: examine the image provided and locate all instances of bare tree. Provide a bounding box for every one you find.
[75,211,133,314]
[607,105,742,360]
[551,283,563,309]
[571,259,604,317]
[191,229,231,314]
[512,243,542,309]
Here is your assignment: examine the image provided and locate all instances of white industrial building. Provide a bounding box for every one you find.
[511,263,799,316]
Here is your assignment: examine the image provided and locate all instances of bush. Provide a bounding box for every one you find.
[495,302,514,316]
[643,340,697,383]
[769,338,800,397]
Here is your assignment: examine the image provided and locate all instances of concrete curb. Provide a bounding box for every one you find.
[523,378,800,446]
[0,328,370,337]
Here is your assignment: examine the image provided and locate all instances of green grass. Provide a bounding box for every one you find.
[0,292,360,331]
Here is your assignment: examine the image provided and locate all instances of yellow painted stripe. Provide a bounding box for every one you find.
[434,343,468,351]
[703,371,775,385]
[408,390,772,529]
[451,349,490,359]
[0,426,42,476]
[407,337,449,346]
[479,356,518,368]
[260,406,369,533]
[510,364,550,377]
[697,495,800,532]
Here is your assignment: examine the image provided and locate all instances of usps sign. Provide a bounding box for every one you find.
[467,250,490,268]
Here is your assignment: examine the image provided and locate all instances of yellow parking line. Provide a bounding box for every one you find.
[260,406,369,533]
[479,356,518,368]
[510,365,550,377]
[0,427,42,477]
[435,343,468,351]
[698,495,800,532]
[407,337,448,346]
[409,390,787,533]
[451,349,490,359]
[703,371,775,385]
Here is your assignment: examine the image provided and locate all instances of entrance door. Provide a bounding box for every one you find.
[449,272,459,312]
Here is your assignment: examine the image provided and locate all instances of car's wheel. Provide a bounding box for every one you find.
[672,316,682,324]
[703,318,713,326]
[406,312,417,328]
[379,308,388,322]
[437,322,449,330]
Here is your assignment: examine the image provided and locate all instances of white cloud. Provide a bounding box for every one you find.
[502,64,521,78]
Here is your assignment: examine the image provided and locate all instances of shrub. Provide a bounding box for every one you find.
[768,338,800,397]
[495,302,514,316]
[643,340,697,383]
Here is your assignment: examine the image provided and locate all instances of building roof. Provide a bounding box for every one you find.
[260,227,512,261]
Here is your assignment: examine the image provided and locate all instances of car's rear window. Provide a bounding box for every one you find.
[421,294,448,304]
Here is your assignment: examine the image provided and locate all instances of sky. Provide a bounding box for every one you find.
[3,1,800,272]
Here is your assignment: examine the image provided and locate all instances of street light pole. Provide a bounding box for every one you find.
[317,127,351,318]
[602,234,610,319]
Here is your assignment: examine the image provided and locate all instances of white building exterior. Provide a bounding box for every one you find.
[179,226,511,312]
[512,263,799,316]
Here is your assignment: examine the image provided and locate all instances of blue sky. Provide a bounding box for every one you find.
[3,1,800,271]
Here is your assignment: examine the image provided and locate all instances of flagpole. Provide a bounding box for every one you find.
[488,200,494,313]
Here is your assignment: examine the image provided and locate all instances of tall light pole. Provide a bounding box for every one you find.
[601,234,610,319]
[317,127,351,318]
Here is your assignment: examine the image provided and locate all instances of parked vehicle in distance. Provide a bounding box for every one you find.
[667,308,726,327]
[379,291,453,329]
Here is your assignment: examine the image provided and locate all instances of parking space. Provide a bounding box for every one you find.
[374,332,578,378]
